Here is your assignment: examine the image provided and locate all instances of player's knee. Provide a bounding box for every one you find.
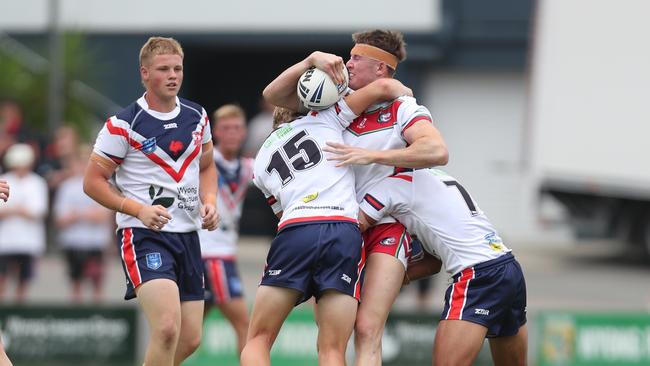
[180,333,202,356]
[153,318,180,349]
[354,315,383,345]
[318,347,345,363]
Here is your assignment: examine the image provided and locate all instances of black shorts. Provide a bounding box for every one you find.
[64,249,104,280]
[0,254,34,282]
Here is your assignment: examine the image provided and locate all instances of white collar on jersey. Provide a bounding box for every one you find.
[137,93,181,121]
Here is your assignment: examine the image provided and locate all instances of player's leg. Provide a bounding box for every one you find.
[354,223,410,366]
[240,285,301,366]
[315,290,358,366]
[205,257,249,354]
[216,298,249,354]
[488,324,528,366]
[173,300,204,365]
[136,278,182,366]
[354,252,404,366]
[433,320,487,366]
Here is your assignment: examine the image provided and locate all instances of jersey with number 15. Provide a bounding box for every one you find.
[253,100,359,232]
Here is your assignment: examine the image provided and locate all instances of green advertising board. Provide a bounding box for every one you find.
[185,306,318,366]
[0,305,137,366]
[538,311,650,366]
[185,308,492,366]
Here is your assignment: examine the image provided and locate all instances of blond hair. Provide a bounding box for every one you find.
[139,36,184,67]
[272,107,304,129]
[213,104,246,124]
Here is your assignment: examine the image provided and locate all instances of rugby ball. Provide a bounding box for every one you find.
[297,66,349,111]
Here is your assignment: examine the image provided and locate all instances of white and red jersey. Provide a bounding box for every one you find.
[199,149,254,258]
[253,100,359,231]
[92,94,212,232]
[359,169,511,276]
[344,95,434,224]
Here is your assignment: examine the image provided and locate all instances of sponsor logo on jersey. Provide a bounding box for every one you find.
[267,269,282,276]
[302,192,319,203]
[146,252,162,270]
[484,232,506,251]
[378,111,392,123]
[341,274,352,284]
[163,122,178,129]
[149,184,175,208]
[192,131,203,146]
[141,137,157,154]
[358,118,367,128]
[380,237,396,246]
[474,308,490,316]
[169,140,184,156]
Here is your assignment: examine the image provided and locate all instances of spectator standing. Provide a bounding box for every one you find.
[53,145,112,303]
[0,144,48,303]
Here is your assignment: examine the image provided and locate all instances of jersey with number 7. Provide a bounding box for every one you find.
[359,168,511,276]
[253,100,359,232]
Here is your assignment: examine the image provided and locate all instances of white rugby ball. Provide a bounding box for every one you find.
[297,66,349,111]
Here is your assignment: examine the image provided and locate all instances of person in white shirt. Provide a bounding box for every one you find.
[83,37,219,366]
[359,169,528,366]
[242,73,411,366]
[198,104,254,354]
[0,143,48,303]
[54,145,112,303]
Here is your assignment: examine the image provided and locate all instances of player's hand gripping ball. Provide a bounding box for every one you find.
[297,66,349,110]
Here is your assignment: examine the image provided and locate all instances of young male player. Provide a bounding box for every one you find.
[198,104,253,354]
[262,30,449,365]
[241,75,412,366]
[359,169,528,366]
[84,36,219,366]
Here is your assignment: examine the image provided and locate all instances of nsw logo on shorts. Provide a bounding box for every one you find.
[146,252,162,270]
[379,237,396,246]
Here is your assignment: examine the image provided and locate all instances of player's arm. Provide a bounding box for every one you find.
[344,78,412,116]
[404,251,442,284]
[324,110,449,168]
[199,141,219,231]
[83,153,171,231]
[358,209,377,233]
[263,51,347,111]
[377,122,448,168]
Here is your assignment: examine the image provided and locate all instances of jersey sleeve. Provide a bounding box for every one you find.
[396,97,434,140]
[359,175,410,222]
[201,108,212,144]
[253,172,283,214]
[92,117,130,165]
[319,99,358,130]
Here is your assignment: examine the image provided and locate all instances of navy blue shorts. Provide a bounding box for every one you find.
[116,228,204,301]
[261,222,364,305]
[203,257,243,305]
[441,252,527,337]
